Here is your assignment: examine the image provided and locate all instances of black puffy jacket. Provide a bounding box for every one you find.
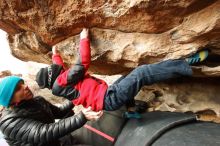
[0,96,87,146]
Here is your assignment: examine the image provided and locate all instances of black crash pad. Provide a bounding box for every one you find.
[114,111,220,146]
[115,111,197,146]
[152,121,220,146]
[71,109,127,146]
[71,111,220,146]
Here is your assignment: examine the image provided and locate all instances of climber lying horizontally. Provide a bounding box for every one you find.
[36,28,209,112]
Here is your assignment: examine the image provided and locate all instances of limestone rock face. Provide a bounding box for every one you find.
[7,32,51,64]
[135,77,220,123]
[1,0,218,44]
[0,0,219,75]
[0,70,13,78]
[0,0,220,121]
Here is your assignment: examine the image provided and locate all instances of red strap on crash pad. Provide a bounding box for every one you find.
[84,124,115,142]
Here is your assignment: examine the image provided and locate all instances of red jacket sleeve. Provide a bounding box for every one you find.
[78,38,91,70]
[52,54,67,70]
[53,38,91,87]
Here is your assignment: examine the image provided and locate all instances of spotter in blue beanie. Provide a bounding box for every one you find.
[0,76,23,107]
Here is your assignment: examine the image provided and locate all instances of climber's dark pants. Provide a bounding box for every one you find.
[103,59,193,111]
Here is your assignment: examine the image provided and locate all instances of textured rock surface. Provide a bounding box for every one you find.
[1,0,218,44]
[0,0,220,122]
[135,77,220,123]
[0,0,219,75]
[0,70,13,78]
[7,32,51,64]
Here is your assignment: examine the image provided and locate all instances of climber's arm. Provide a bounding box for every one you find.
[52,54,66,70]
[77,28,91,71]
[52,29,90,72]
[52,46,67,70]
[52,28,91,86]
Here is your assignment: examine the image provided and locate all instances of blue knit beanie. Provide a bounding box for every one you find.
[0,76,23,107]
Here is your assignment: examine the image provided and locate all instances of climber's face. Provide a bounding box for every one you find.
[11,81,33,105]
